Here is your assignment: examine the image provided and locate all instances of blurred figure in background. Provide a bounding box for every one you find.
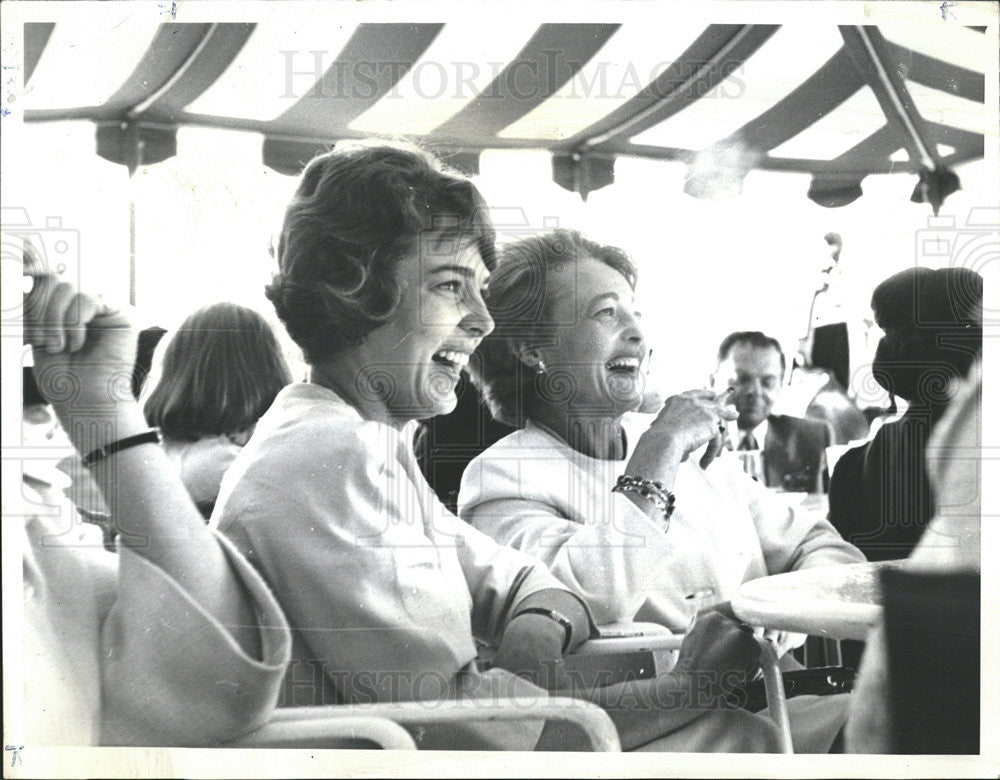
[847,361,981,753]
[787,232,871,446]
[828,266,982,561]
[800,328,872,446]
[144,302,292,518]
[714,331,834,494]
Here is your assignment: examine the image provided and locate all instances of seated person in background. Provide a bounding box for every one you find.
[713,331,835,493]
[459,229,864,752]
[214,141,783,753]
[847,361,981,753]
[828,266,982,561]
[18,274,290,746]
[143,302,293,518]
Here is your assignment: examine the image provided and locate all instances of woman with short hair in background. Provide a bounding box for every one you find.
[144,302,292,517]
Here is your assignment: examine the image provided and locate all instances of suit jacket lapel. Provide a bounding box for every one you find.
[764,415,788,489]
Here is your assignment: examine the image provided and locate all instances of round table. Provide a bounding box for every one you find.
[732,561,904,641]
[731,561,906,752]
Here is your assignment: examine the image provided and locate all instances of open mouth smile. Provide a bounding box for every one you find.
[431,349,471,373]
[605,356,641,375]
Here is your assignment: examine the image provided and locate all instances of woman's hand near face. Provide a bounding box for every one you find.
[625,389,738,488]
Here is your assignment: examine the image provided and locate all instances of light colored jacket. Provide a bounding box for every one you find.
[20,467,290,747]
[214,383,585,707]
[459,413,865,629]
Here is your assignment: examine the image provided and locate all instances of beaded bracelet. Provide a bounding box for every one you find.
[612,474,676,528]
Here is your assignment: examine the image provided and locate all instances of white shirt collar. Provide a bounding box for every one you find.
[729,417,769,450]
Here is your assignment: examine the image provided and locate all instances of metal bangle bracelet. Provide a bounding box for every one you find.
[512,607,574,654]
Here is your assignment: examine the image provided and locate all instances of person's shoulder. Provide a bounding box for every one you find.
[771,413,825,431]
[165,435,242,464]
[214,386,392,526]
[162,436,241,504]
[830,439,868,484]
[468,425,556,461]
[459,425,567,509]
[253,383,378,451]
[462,428,537,489]
[226,384,391,488]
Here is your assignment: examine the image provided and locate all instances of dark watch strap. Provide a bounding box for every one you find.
[82,428,163,467]
[513,607,574,654]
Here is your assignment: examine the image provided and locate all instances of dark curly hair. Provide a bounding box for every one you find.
[470,229,637,428]
[266,141,496,364]
[143,302,292,441]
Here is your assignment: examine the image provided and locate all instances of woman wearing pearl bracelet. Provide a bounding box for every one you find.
[458,229,865,752]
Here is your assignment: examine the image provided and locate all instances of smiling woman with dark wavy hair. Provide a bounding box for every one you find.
[264,142,496,363]
[213,141,597,748]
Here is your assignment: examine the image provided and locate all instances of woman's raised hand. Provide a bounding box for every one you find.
[24,274,137,415]
[626,389,737,485]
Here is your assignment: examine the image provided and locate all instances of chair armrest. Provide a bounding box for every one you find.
[571,622,683,680]
[478,622,683,689]
[478,622,683,659]
[266,696,621,751]
[576,622,684,655]
[228,715,417,750]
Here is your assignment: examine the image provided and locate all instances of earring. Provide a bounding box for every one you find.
[536,360,547,375]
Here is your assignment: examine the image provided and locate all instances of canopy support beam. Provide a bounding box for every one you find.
[839,25,959,214]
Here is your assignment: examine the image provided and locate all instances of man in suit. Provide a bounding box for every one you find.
[714,331,833,494]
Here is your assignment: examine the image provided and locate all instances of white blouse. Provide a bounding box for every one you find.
[459,413,864,630]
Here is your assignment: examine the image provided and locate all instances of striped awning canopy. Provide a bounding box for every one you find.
[22,17,989,210]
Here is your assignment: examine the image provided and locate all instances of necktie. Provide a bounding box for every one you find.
[737,432,763,481]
